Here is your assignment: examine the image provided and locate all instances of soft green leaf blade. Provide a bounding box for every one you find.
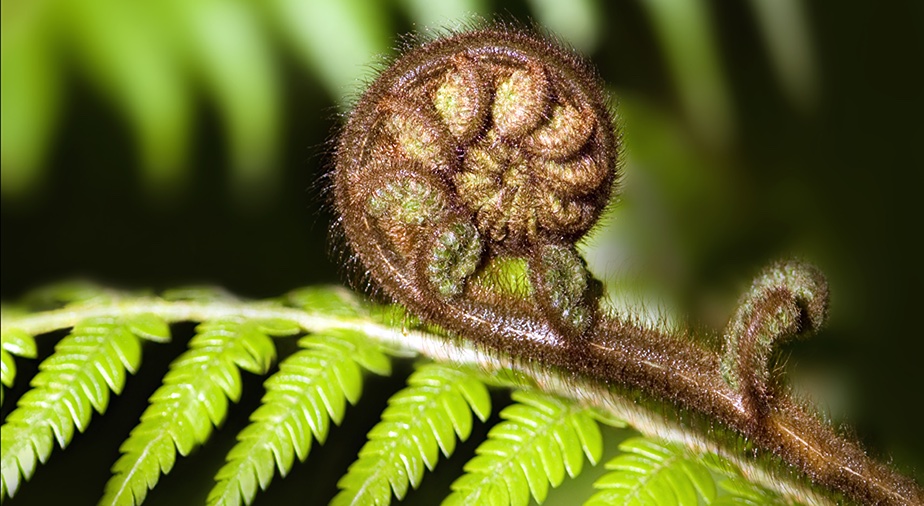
[552,421,584,478]
[252,318,301,337]
[456,374,492,423]
[352,341,393,377]
[0,5,60,199]
[569,409,603,465]
[264,0,391,104]
[679,459,716,502]
[160,286,236,302]
[1,327,38,358]
[166,0,280,203]
[443,474,508,506]
[716,474,788,505]
[0,348,15,401]
[748,0,818,110]
[286,286,362,318]
[236,325,278,375]
[643,0,733,147]
[398,0,488,31]
[63,0,190,192]
[520,453,550,503]
[427,403,459,456]
[534,432,566,488]
[589,407,628,429]
[441,389,474,443]
[20,280,112,309]
[330,358,364,405]
[525,0,602,53]
[712,497,765,506]
[0,326,37,405]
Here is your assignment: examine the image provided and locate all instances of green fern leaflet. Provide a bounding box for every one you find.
[587,437,716,506]
[333,363,491,506]
[444,390,605,506]
[1,326,38,406]
[101,317,297,506]
[208,329,392,506]
[1,314,169,499]
[0,286,882,505]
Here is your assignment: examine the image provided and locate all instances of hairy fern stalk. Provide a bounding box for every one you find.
[3,25,923,506]
[0,284,921,505]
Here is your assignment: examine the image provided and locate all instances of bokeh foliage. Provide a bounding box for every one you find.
[2,0,922,503]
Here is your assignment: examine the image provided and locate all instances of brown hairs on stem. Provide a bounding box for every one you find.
[331,24,923,506]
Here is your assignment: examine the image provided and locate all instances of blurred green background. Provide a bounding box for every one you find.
[2,0,922,504]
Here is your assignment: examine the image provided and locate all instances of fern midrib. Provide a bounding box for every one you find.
[108,430,167,504]
[625,450,684,503]
[4,323,123,438]
[4,292,912,505]
[210,357,332,504]
[0,295,410,353]
[459,402,583,503]
[106,336,244,505]
[211,412,289,497]
[352,383,458,503]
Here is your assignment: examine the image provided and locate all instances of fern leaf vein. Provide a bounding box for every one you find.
[444,390,602,506]
[586,437,718,506]
[0,316,149,500]
[207,330,389,506]
[101,317,285,506]
[333,363,490,506]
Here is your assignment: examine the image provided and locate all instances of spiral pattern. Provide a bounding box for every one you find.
[331,29,924,506]
[333,26,619,339]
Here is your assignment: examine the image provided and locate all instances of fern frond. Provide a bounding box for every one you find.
[711,478,789,505]
[443,390,603,506]
[0,314,168,500]
[207,329,391,506]
[702,453,791,506]
[586,436,716,506]
[101,317,297,506]
[333,363,491,506]
[1,326,37,405]
[285,286,365,318]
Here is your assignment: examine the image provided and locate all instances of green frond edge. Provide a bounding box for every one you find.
[1,326,38,406]
[702,453,792,506]
[711,481,785,506]
[100,316,296,506]
[19,279,114,309]
[333,362,491,506]
[0,285,845,506]
[207,329,392,506]
[586,436,716,506]
[1,314,168,501]
[443,390,604,506]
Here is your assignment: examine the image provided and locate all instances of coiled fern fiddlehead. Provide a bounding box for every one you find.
[331,25,923,506]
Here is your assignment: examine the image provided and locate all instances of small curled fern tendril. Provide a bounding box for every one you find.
[332,25,923,506]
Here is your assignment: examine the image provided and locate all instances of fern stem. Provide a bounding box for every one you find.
[3,289,921,505]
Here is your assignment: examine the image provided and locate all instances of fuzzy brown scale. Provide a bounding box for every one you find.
[334,26,616,340]
[332,26,923,506]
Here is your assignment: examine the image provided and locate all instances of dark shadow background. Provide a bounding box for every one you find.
[3,0,922,503]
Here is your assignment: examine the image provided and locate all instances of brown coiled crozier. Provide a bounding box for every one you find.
[332,26,923,506]
[333,27,618,343]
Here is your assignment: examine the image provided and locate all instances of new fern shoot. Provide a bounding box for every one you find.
[330,25,922,506]
[2,24,923,506]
